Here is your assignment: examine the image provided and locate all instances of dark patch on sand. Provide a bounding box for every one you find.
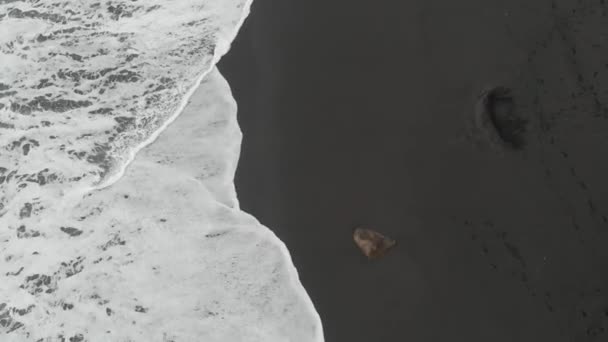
[503,241,526,267]
[476,86,528,149]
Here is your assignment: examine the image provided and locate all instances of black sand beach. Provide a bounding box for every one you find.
[219,0,608,341]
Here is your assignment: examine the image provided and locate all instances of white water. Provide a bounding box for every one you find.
[0,1,323,341]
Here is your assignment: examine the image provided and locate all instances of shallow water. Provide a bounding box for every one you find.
[0,1,323,340]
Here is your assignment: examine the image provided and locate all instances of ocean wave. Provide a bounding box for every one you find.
[0,1,323,340]
[0,0,245,196]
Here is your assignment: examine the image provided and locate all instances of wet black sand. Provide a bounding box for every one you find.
[218,0,608,341]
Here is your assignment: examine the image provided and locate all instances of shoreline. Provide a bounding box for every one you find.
[92,0,255,192]
[220,0,608,341]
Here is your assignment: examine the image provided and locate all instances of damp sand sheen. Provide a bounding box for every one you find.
[0,1,323,341]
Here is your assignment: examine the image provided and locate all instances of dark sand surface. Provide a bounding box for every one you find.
[219,0,608,341]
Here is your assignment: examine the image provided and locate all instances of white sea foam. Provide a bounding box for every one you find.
[0,1,323,341]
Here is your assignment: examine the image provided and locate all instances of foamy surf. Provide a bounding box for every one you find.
[0,1,323,341]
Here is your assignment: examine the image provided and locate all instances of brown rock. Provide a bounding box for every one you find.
[353,228,396,259]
